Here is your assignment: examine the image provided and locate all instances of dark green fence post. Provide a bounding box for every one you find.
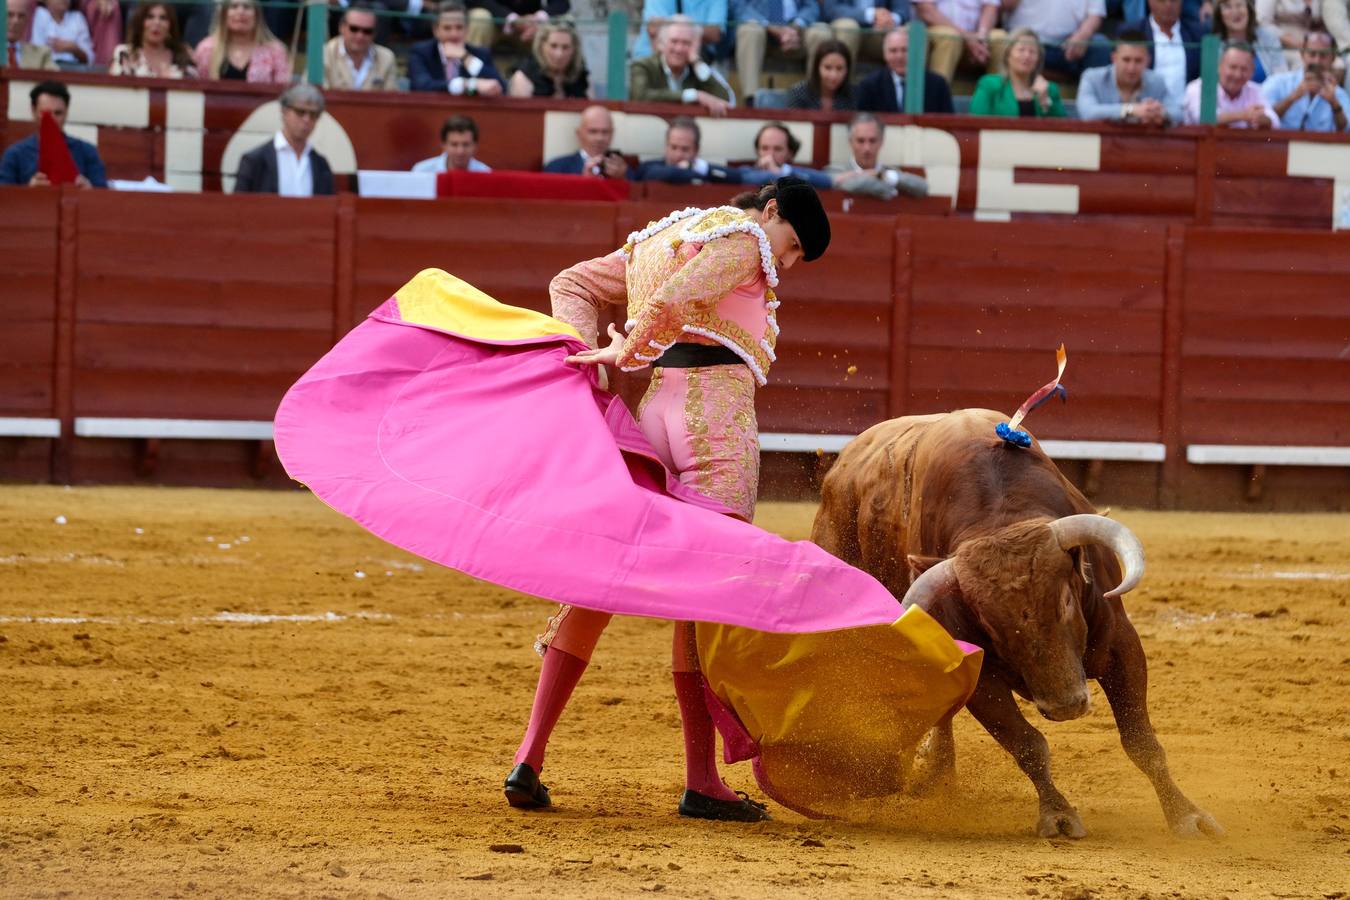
[1200,33,1220,125]
[306,0,326,86]
[904,19,927,115]
[607,10,628,101]
[0,0,9,64]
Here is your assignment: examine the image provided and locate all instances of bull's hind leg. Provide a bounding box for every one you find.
[906,719,956,796]
[1097,622,1223,837]
[966,677,1087,839]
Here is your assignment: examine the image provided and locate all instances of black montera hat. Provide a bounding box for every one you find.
[774,176,831,262]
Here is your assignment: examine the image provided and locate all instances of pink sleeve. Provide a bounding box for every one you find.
[262,42,292,83]
[548,251,628,349]
[192,38,212,78]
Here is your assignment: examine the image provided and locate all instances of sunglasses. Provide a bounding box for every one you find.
[345,23,374,34]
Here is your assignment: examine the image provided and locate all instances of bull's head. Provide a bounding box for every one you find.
[901,515,1144,722]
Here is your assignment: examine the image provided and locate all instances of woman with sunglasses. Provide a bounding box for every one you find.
[192,0,290,83]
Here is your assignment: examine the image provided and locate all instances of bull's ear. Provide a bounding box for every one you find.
[1097,507,1113,518]
[907,554,945,576]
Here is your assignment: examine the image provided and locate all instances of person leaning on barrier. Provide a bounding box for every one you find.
[323,4,399,91]
[409,2,506,95]
[970,27,1067,117]
[630,15,733,116]
[735,121,835,190]
[912,0,1006,83]
[0,80,106,188]
[543,104,632,179]
[6,0,60,69]
[1261,30,1350,129]
[821,0,910,65]
[731,0,834,98]
[825,112,929,199]
[854,26,956,113]
[1213,0,1288,81]
[1001,0,1114,79]
[466,0,569,52]
[508,19,591,98]
[1183,40,1280,125]
[1077,28,1181,123]
[234,84,337,197]
[110,2,197,78]
[412,115,494,173]
[634,116,741,183]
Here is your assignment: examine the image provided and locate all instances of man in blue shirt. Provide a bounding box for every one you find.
[1262,31,1350,132]
[633,0,728,59]
[0,81,106,188]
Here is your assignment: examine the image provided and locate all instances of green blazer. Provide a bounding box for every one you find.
[628,54,731,104]
[969,74,1066,119]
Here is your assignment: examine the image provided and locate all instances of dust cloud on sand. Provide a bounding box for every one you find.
[1,486,1346,898]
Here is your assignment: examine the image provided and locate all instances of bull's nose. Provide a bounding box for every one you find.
[1036,693,1091,722]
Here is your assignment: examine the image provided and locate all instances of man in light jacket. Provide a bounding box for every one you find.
[1077,29,1180,124]
[323,5,399,91]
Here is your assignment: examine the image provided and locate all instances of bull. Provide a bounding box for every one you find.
[812,409,1222,839]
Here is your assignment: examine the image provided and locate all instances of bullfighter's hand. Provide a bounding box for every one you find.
[565,323,627,369]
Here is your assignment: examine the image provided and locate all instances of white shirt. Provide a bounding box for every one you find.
[338,41,373,89]
[31,6,94,64]
[411,153,492,173]
[1150,16,1188,105]
[273,131,314,198]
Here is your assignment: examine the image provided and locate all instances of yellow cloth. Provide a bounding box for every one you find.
[394,269,581,344]
[698,605,983,815]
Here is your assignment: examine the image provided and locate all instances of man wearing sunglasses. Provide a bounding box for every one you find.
[324,4,399,90]
[234,84,337,197]
[1262,31,1350,130]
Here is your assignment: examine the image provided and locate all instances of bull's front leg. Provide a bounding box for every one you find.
[966,675,1087,839]
[1096,621,1223,838]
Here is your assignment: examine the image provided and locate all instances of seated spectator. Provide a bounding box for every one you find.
[508,20,591,98]
[826,112,928,198]
[1262,30,1349,128]
[633,0,727,60]
[735,121,834,190]
[629,15,732,115]
[467,0,569,52]
[412,115,493,172]
[409,3,505,95]
[635,116,741,182]
[543,104,631,178]
[1214,0,1288,80]
[855,26,956,112]
[731,0,833,97]
[913,0,1005,83]
[1124,0,1204,104]
[234,84,336,196]
[6,0,60,69]
[786,38,857,110]
[81,0,122,67]
[1002,0,1112,79]
[31,0,94,66]
[323,4,398,90]
[0,81,106,187]
[111,3,197,78]
[1077,28,1181,122]
[822,0,909,65]
[1258,0,1326,68]
[193,0,291,83]
[971,27,1068,116]
[1183,41,1279,124]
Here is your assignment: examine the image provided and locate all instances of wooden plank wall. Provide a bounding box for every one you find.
[2,186,1348,507]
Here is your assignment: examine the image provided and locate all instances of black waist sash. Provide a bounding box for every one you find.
[652,342,745,368]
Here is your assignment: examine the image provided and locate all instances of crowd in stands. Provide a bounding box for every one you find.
[4,0,1350,192]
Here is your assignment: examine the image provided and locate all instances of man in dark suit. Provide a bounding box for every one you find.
[234,84,336,197]
[635,116,740,183]
[1120,0,1202,107]
[544,105,631,179]
[408,2,505,95]
[855,26,955,114]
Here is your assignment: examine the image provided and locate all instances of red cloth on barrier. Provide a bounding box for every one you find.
[436,169,631,202]
[38,111,79,186]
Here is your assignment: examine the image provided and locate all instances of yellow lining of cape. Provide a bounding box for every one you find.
[393,269,583,344]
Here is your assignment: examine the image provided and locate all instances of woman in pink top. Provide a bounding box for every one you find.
[192,0,290,83]
[503,178,832,823]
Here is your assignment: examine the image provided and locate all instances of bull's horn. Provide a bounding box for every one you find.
[900,559,960,611]
[1049,514,1145,599]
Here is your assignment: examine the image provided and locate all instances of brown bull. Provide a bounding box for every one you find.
[812,409,1222,839]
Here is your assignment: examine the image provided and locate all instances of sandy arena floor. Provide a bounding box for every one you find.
[0,486,1347,899]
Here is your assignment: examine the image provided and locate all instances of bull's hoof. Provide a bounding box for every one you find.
[1169,808,1224,838]
[1037,807,1088,839]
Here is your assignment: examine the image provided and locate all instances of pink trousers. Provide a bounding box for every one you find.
[540,364,760,669]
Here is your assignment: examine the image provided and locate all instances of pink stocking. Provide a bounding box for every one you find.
[514,647,588,773]
[673,670,740,801]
